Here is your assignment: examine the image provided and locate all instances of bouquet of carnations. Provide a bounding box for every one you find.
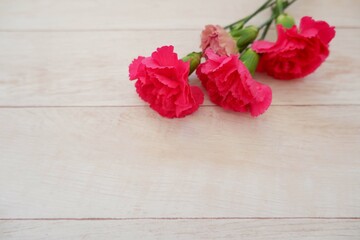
[129,0,335,118]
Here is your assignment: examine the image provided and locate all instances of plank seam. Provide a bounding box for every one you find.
[1,217,359,221]
[0,104,359,109]
[0,26,358,32]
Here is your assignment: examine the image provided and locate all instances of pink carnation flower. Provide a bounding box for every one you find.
[200,25,238,56]
[252,16,336,80]
[196,49,272,117]
[129,46,204,118]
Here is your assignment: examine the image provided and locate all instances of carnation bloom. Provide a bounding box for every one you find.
[200,25,238,56]
[252,16,336,80]
[196,49,272,117]
[129,46,204,118]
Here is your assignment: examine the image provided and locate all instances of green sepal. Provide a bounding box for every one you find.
[276,13,295,28]
[240,48,259,76]
[182,52,202,75]
[231,26,259,53]
[230,21,245,32]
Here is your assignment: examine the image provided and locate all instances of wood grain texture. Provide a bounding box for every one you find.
[0,29,359,106]
[0,0,359,30]
[1,0,360,238]
[1,219,360,240]
[0,106,359,218]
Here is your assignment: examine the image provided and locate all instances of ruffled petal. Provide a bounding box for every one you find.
[200,25,238,56]
[196,49,272,117]
[300,16,336,45]
[129,46,204,118]
[252,17,334,80]
[129,56,145,80]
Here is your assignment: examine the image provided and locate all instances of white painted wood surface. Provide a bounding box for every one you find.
[0,0,359,239]
[1,219,360,240]
[0,0,359,29]
[1,107,359,218]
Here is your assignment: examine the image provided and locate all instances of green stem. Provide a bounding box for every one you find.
[283,0,298,8]
[259,14,275,30]
[224,0,275,29]
[276,0,284,15]
[258,0,298,30]
[243,0,274,25]
[260,20,272,39]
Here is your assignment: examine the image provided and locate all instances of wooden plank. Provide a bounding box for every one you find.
[0,29,359,106]
[0,106,359,218]
[0,0,359,30]
[1,219,360,240]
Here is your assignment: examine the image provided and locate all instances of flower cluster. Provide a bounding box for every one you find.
[129,0,335,118]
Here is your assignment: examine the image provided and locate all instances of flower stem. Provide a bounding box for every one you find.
[260,19,272,40]
[259,0,298,29]
[258,14,276,30]
[276,0,284,15]
[243,0,274,25]
[224,0,275,29]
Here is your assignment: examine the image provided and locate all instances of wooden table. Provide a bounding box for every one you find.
[1,0,359,239]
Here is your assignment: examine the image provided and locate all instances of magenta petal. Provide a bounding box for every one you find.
[129,56,145,80]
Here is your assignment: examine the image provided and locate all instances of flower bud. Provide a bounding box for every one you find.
[276,14,295,29]
[231,26,259,53]
[182,52,202,75]
[240,48,259,76]
[230,21,245,31]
